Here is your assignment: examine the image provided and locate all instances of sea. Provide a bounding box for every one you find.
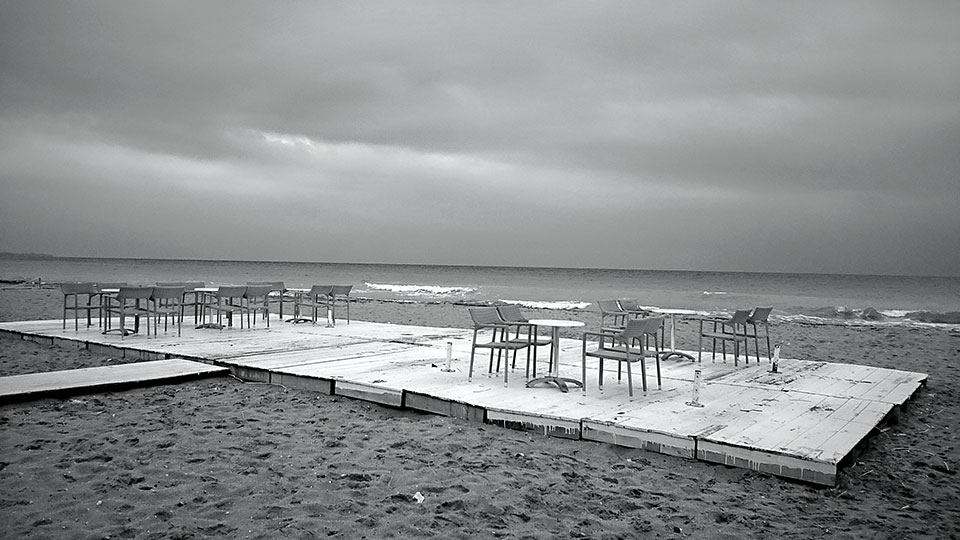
[1,255,958,327]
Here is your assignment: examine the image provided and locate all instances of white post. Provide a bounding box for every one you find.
[326,305,334,328]
[771,344,781,373]
[444,341,454,372]
[686,369,704,408]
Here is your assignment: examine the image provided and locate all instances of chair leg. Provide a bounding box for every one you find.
[764,324,771,360]
[598,359,604,391]
[469,347,477,381]
[581,350,587,395]
[626,361,634,398]
[639,354,647,394]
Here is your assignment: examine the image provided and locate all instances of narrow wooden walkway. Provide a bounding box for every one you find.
[0,316,927,486]
[0,358,227,404]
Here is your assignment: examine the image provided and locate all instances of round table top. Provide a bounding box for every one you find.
[528,319,585,328]
[652,308,699,316]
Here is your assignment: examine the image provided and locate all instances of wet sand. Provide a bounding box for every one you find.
[1,286,957,539]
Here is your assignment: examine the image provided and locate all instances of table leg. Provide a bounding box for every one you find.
[526,326,583,392]
[286,291,314,323]
[658,313,695,360]
[196,293,225,330]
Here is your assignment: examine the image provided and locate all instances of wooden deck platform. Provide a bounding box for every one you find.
[0,316,927,486]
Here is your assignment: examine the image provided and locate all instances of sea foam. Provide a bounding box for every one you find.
[498,299,592,311]
[363,282,476,297]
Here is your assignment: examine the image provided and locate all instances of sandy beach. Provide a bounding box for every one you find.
[1,286,957,539]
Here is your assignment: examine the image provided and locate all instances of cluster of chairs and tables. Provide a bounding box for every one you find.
[60,281,354,338]
[467,300,773,399]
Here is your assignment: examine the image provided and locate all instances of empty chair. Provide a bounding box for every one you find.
[698,309,752,365]
[247,281,292,320]
[182,282,206,324]
[598,299,629,331]
[61,282,100,331]
[581,317,663,398]
[151,286,185,337]
[617,299,652,318]
[496,304,553,378]
[95,282,127,328]
[293,285,334,325]
[746,307,774,360]
[619,299,664,344]
[112,286,154,339]
[202,286,247,330]
[467,307,531,386]
[330,285,353,324]
[242,285,274,328]
[157,281,203,324]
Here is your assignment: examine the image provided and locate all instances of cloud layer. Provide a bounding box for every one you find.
[2,1,958,275]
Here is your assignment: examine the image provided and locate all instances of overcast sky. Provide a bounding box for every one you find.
[1,2,958,276]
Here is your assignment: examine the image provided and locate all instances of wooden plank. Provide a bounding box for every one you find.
[0,359,228,403]
[486,408,582,439]
[582,421,695,458]
[334,380,403,408]
[697,438,836,485]
[404,391,486,422]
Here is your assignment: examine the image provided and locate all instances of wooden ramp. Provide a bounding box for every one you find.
[0,358,228,404]
[0,317,927,486]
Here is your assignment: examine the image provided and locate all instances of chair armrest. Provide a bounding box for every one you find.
[475,322,513,331]
[582,331,625,346]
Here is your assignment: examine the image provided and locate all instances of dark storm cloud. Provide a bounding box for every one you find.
[1,1,958,275]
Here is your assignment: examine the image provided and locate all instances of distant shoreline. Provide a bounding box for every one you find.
[0,252,58,260]
[1,252,956,279]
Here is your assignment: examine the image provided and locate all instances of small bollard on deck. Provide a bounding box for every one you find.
[326,306,334,328]
[770,344,781,373]
[442,341,455,372]
[686,369,705,408]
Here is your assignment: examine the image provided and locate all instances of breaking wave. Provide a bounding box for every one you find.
[778,306,960,326]
[362,282,477,298]
[498,299,592,311]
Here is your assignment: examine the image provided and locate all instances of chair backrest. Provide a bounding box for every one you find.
[644,316,666,334]
[151,286,185,300]
[617,318,659,344]
[182,281,205,291]
[598,299,625,314]
[96,282,127,291]
[118,286,154,301]
[727,309,752,325]
[331,285,352,296]
[216,285,247,298]
[618,299,641,312]
[244,285,274,299]
[748,307,773,323]
[248,281,285,292]
[309,285,334,297]
[496,304,527,323]
[61,282,98,295]
[469,307,504,328]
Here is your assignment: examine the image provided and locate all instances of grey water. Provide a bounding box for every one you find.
[2,255,958,325]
